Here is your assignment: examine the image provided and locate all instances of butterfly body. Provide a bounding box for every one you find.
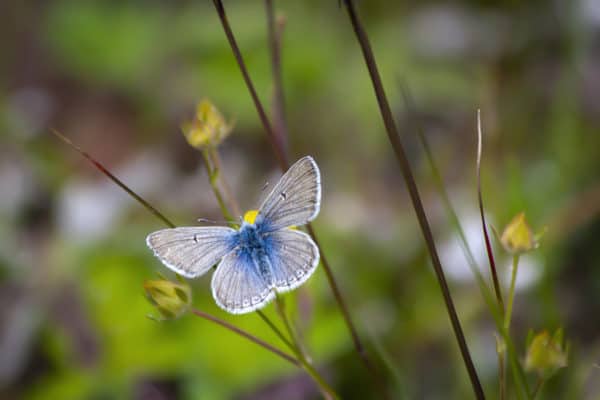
[234,222,274,284]
[147,156,321,314]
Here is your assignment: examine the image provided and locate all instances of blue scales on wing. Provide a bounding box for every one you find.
[264,228,320,292]
[146,226,237,278]
[211,248,275,314]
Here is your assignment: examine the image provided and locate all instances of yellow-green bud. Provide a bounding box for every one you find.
[500,212,537,254]
[144,275,192,321]
[181,100,233,150]
[524,329,568,379]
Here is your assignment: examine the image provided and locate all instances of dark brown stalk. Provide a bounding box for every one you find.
[52,129,176,228]
[212,0,288,171]
[476,110,505,311]
[265,0,288,154]
[191,308,299,366]
[210,2,384,393]
[340,1,484,398]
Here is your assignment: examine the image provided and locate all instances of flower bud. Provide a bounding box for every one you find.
[524,329,568,379]
[144,275,192,320]
[500,212,537,254]
[181,100,233,149]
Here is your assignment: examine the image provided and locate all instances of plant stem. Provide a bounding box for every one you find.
[210,3,384,395]
[531,377,545,399]
[400,86,527,400]
[476,110,509,399]
[340,1,484,398]
[201,149,236,223]
[208,147,242,217]
[399,82,491,297]
[504,255,520,331]
[498,342,506,400]
[191,308,298,366]
[52,129,176,229]
[265,0,288,154]
[477,110,505,312]
[275,296,339,400]
[305,223,384,390]
[257,309,295,352]
[211,0,288,171]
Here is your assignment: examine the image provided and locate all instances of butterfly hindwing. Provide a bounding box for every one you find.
[265,228,320,292]
[256,156,321,231]
[211,249,275,314]
[146,226,237,278]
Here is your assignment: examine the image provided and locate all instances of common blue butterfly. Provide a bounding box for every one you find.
[146,156,321,314]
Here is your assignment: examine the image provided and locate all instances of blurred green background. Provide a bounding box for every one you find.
[1,0,599,399]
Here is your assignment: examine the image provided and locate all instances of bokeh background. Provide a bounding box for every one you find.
[2,0,600,399]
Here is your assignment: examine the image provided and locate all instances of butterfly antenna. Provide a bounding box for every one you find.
[261,181,270,192]
[197,217,238,225]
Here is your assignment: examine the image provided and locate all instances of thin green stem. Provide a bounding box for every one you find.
[208,147,242,217]
[275,296,339,400]
[341,1,484,398]
[399,82,490,298]
[504,255,520,331]
[274,297,299,351]
[531,377,545,399]
[498,342,506,400]
[256,309,295,352]
[191,308,298,366]
[401,84,533,399]
[399,85,524,400]
[501,254,528,399]
[201,148,236,224]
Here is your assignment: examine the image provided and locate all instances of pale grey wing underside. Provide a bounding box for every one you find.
[146,226,236,278]
[257,156,321,231]
[266,229,320,292]
[211,250,275,314]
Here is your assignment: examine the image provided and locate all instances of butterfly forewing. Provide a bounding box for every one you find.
[266,228,320,292]
[257,156,321,231]
[211,250,275,314]
[146,227,236,278]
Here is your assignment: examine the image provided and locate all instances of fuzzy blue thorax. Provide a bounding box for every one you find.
[236,222,272,281]
[237,222,265,250]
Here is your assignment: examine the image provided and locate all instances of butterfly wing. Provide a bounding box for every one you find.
[256,156,321,231]
[146,226,237,278]
[265,228,320,292]
[211,249,275,314]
